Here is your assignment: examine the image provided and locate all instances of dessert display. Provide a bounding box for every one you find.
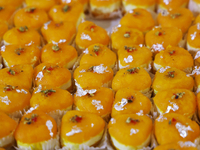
[60,110,105,149]
[80,44,117,69]
[41,43,77,69]
[118,45,152,69]
[1,44,41,67]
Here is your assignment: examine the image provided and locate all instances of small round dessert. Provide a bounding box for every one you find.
[111,26,144,53]
[49,3,84,28]
[0,85,31,118]
[80,44,117,69]
[30,85,73,119]
[0,6,15,23]
[60,0,89,12]
[14,7,49,30]
[145,26,183,55]
[90,0,121,19]
[0,0,23,8]
[122,0,156,14]
[157,8,193,34]
[74,87,114,120]
[74,64,113,89]
[111,88,152,117]
[112,67,152,94]
[25,0,57,12]
[34,63,72,90]
[152,67,194,94]
[1,44,41,68]
[188,0,200,16]
[187,24,200,56]
[0,112,18,148]
[0,65,34,90]
[108,114,152,150]
[41,43,77,69]
[154,113,200,145]
[153,89,196,118]
[41,21,76,45]
[154,46,194,73]
[0,20,8,42]
[154,141,198,150]
[120,8,155,33]
[75,21,109,54]
[61,110,105,149]
[118,45,152,70]
[3,26,41,46]
[14,110,58,150]
[157,0,189,12]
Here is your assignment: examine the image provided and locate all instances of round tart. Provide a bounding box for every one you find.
[0,65,33,90]
[120,8,155,33]
[34,63,72,90]
[74,87,114,119]
[80,44,116,69]
[108,114,152,150]
[112,67,151,94]
[154,113,200,145]
[14,7,49,30]
[153,46,193,73]
[0,112,17,148]
[14,110,58,150]
[0,85,31,118]
[61,110,105,149]
[153,89,196,118]
[74,64,113,89]
[75,21,109,54]
[118,45,152,70]
[111,88,152,117]
[152,67,194,94]
[111,26,144,53]
[49,3,84,28]
[157,8,193,34]
[41,43,77,69]
[3,26,41,46]
[30,85,73,119]
[1,44,41,68]
[41,21,76,45]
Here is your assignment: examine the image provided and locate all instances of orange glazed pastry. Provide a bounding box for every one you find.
[1,44,40,68]
[112,67,151,94]
[120,8,155,33]
[152,67,194,94]
[14,111,58,149]
[118,45,152,70]
[153,89,196,118]
[145,26,183,55]
[0,65,33,90]
[187,24,200,55]
[154,46,193,73]
[34,63,72,90]
[154,113,200,145]
[157,8,193,34]
[41,43,77,69]
[74,87,114,119]
[25,0,57,12]
[49,3,84,28]
[111,88,152,117]
[0,112,17,148]
[108,114,152,149]
[0,20,8,42]
[111,26,144,52]
[75,21,109,54]
[41,21,76,44]
[90,0,121,19]
[60,0,89,11]
[80,44,117,69]
[61,110,105,149]
[0,6,15,23]
[0,0,23,8]
[3,26,41,46]
[0,85,31,118]
[30,85,73,119]
[14,7,49,30]
[74,64,113,89]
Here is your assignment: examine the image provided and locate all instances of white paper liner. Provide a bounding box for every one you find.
[188,0,200,17]
[8,106,29,119]
[0,131,15,148]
